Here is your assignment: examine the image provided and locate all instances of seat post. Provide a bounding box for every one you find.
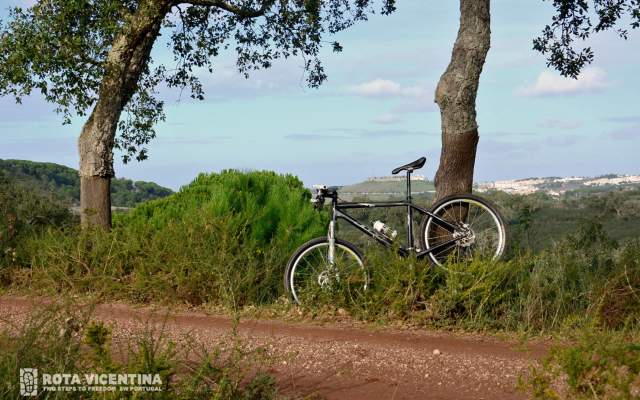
[406,170,413,249]
[406,170,412,202]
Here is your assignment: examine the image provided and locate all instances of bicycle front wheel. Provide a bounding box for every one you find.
[284,238,366,305]
[420,194,506,266]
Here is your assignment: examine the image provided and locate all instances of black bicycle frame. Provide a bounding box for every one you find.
[327,171,461,259]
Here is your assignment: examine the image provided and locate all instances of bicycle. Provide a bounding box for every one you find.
[284,156,507,305]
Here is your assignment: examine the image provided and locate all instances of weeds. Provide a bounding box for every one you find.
[315,225,640,333]
[1,171,639,334]
[0,171,74,268]
[6,216,640,335]
[521,330,640,399]
[0,301,278,399]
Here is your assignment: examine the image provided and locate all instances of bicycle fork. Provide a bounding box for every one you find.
[327,220,336,265]
[328,201,337,265]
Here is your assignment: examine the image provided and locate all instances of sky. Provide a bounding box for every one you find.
[1,0,639,190]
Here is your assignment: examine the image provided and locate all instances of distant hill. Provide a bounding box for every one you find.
[337,174,640,200]
[476,174,640,196]
[338,177,435,201]
[0,159,173,207]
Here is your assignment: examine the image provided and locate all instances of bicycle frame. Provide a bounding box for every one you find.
[325,170,462,261]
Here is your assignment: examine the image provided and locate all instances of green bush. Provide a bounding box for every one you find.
[522,330,640,399]
[314,223,640,333]
[118,169,324,250]
[0,171,75,269]
[14,170,325,307]
[598,242,640,329]
[4,169,640,335]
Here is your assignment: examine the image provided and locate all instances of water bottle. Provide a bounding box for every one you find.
[373,220,398,240]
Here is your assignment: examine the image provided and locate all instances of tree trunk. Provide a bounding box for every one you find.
[78,101,119,229]
[433,0,491,201]
[78,0,170,228]
[80,176,112,227]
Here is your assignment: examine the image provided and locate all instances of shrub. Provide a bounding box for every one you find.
[514,223,622,332]
[0,171,75,269]
[118,169,324,252]
[5,169,640,335]
[598,241,640,329]
[14,170,325,307]
[311,223,640,333]
[522,330,640,399]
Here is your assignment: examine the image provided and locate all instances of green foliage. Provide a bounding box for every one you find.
[0,301,278,399]
[0,159,173,207]
[310,223,640,333]
[522,330,640,399]
[535,0,640,78]
[0,0,396,162]
[120,169,322,247]
[598,242,640,329]
[0,170,74,268]
[337,184,640,253]
[13,170,325,307]
[3,169,640,335]
[485,188,640,254]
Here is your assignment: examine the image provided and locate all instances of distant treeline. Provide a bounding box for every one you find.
[0,159,173,207]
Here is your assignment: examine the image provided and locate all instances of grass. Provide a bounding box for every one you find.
[2,169,640,399]
[3,170,325,307]
[0,300,279,399]
[1,171,638,333]
[521,330,640,399]
[4,217,638,336]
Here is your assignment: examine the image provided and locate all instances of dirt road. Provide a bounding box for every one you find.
[0,296,545,399]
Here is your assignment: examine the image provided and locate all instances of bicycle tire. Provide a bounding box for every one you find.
[284,237,366,305]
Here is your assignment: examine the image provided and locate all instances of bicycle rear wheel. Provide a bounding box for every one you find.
[284,237,366,305]
[419,194,506,266]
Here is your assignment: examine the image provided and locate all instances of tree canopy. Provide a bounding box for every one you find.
[534,0,640,77]
[0,0,396,163]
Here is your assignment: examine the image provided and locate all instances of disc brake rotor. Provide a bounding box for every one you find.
[453,223,475,247]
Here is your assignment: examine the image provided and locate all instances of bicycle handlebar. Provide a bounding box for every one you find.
[311,185,327,209]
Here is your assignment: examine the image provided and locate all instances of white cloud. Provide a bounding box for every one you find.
[347,79,437,115]
[348,79,427,98]
[517,67,611,97]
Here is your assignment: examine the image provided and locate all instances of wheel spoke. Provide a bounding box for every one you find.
[289,241,366,305]
[424,197,504,266]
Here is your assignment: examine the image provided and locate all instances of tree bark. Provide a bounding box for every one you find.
[433,0,490,202]
[78,0,171,228]
[80,176,112,227]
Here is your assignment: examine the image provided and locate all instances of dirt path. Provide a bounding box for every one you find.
[0,296,545,399]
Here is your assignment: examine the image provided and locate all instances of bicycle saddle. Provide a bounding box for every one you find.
[391,156,426,175]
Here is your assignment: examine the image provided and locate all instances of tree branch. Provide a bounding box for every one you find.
[179,0,273,18]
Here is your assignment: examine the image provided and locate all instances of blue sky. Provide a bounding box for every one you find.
[1,0,639,190]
